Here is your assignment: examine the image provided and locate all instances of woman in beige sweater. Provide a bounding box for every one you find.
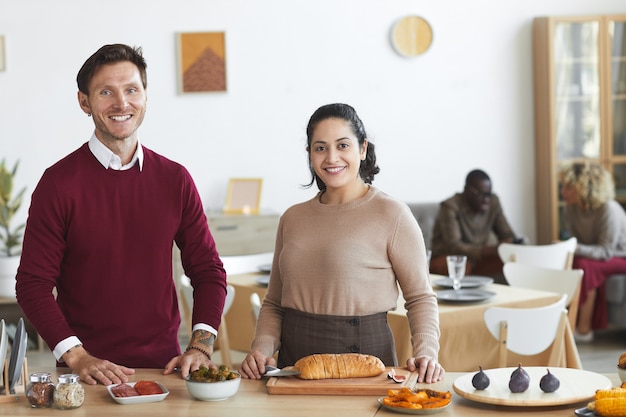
[239,103,443,383]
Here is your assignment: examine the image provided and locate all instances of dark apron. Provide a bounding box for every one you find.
[277,308,398,368]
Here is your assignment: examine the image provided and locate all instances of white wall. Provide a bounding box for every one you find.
[1,0,625,243]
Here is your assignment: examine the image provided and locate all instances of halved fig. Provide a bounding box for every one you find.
[387,369,407,383]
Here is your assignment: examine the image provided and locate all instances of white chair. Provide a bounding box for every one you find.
[503,262,583,330]
[220,252,273,276]
[497,237,577,270]
[250,292,261,324]
[180,277,235,366]
[483,294,568,368]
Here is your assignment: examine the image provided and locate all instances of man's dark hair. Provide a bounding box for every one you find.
[465,169,490,186]
[77,44,147,95]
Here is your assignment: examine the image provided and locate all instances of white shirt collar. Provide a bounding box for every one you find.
[88,133,144,171]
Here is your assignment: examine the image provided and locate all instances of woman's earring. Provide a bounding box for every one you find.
[87,113,92,117]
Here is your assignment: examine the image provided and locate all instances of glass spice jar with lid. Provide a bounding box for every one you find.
[54,373,85,409]
[26,372,55,408]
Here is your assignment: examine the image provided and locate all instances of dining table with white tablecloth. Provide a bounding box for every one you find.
[221,273,582,372]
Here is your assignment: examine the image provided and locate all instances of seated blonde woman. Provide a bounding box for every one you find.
[560,162,626,342]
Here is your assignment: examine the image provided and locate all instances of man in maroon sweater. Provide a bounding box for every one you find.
[16,44,227,385]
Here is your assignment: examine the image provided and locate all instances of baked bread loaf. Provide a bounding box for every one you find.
[294,353,385,380]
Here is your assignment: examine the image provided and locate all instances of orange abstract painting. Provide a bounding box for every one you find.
[177,32,226,93]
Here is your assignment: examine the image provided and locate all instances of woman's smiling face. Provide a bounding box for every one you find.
[308,117,367,193]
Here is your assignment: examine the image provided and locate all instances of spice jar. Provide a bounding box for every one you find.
[26,372,55,408]
[54,374,85,409]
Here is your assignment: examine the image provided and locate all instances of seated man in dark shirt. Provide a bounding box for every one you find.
[429,169,520,283]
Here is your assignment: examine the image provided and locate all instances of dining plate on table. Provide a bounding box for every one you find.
[258,264,272,274]
[433,275,494,289]
[377,397,450,414]
[453,367,612,407]
[436,289,495,302]
[255,274,270,286]
[574,407,596,417]
[107,381,169,404]
[7,317,27,393]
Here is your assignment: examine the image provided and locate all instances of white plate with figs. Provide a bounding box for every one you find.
[453,367,612,406]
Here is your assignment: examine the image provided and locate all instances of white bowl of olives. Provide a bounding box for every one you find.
[185,365,241,401]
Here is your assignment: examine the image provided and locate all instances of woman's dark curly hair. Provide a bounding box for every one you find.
[304,103,380,190]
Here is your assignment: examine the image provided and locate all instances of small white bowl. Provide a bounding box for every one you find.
[185,375,241,401]
[618,366,626,384]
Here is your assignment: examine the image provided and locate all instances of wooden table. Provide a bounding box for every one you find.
[2,367,620,416]
[392,277,582,371]
[224,273,581,371]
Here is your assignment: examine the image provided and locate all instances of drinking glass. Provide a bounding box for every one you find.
[446,255,467,291]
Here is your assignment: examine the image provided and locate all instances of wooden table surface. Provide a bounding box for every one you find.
[223,273,582,371]
[1,367,620,416]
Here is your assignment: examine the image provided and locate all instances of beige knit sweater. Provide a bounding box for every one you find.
[251,187,441,361]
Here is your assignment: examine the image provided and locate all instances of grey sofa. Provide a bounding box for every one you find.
[406,202,626,329]
[406,202,439,250]
[606,274,626,328]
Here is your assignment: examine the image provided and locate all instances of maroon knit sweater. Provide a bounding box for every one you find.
[16,143,226,368]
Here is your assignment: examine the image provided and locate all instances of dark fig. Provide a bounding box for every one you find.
[509,364,530,393]
[510,363,529,379]
[471,366,490,390]
[539,368,560,393]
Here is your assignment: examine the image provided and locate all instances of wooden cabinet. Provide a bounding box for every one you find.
[206,211,279,256]
[533,15,626,243]
[0,298,42,350]
[173,211,279,282]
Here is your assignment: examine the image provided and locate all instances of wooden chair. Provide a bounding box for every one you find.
[180,252,271,365]
[503,262,583,330]
[483,294,568,368]
[497,237,577,270]
[180,277,235,366]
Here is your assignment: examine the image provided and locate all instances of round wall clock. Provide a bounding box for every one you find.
[391,15,433,57]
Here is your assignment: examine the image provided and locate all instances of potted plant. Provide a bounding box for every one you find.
[0,159,27,298]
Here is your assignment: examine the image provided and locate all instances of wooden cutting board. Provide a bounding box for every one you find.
[266,367,417,395]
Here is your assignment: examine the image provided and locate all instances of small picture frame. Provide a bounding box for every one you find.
[224,178,263,214]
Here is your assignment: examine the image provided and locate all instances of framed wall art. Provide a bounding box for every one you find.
[224,178,263,214]
[177,31,226,93]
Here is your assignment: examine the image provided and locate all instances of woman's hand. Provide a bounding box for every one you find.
[239,350,277,379]
[406,356,445,384]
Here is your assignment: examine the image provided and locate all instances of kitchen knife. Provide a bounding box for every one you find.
[264,365,300,377]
